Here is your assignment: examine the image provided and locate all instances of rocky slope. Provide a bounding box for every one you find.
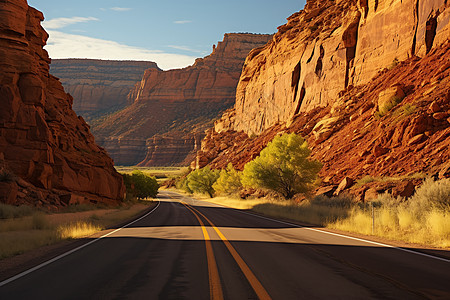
[50,59,159,119]
[196,0,450,200]
[0,0,125,207]
[233,0,450,135]
[93,33,272,166]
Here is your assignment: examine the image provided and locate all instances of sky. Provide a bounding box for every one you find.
[28,0,306,70]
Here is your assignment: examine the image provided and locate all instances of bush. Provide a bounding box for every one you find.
[242,133,322,199]
[409,177,450,210]
[213,163,243,195]
[123,171,159,200]
[186,167,220,198]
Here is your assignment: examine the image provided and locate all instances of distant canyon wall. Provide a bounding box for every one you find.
[231,0,450,135]
[93,33,272,166]
[0,0,124,206]
[50,59,159,117]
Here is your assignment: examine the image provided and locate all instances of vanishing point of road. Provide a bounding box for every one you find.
[1,190,449,299]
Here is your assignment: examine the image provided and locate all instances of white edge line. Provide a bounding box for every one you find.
[172,192,450,264]
[0,201,161,287]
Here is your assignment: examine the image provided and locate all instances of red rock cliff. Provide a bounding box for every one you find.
[50,59,159,118]
[93,33,272,166]
[233,0,450,135]
[197,0,450,199]
[0,0,125,206]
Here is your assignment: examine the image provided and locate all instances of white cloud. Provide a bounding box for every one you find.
[45,30,196,70]
[42,17,99,30]
[110,7,132,12]
[174,20,192,24]
[167,45,208,55]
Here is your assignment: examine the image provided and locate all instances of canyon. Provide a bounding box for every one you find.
[50,59,159,119]
[197,0,450,200]
[91,33,272,166]
[0,0,125,207]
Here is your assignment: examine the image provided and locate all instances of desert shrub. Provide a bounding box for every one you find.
[409,178,450,211]
[123,171,159,200]
[176,175,193,194]
[242,133,322,199]
[0,204,34,219]
[213,163,243,195]
[378,96,404,116]
[186,167,220,198]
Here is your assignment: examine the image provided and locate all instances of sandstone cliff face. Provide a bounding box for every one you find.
[93,33,272,166]
[198,0,450,200]
[50,59,159,118]
[0,0,125,206]
[199,40,450,196]
[233,0,450,135]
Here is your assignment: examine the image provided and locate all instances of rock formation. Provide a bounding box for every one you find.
[50,59,159,119]
[196,0,450,200]
[0,0,125,207]
[233,0,450,135]
[92,33,272,166]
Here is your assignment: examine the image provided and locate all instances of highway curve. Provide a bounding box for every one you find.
[1,190,449,299]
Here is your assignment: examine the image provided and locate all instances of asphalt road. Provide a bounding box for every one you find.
[1,190,449,299]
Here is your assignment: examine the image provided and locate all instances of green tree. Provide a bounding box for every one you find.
[186,166,220,198]
[123,171,159,200]
[213,163,243,195]
[242,133,321,199]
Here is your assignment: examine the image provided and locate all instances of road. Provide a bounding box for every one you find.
[1,190,449,299]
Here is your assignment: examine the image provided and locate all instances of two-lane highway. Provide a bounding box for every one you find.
[1,190,449,299]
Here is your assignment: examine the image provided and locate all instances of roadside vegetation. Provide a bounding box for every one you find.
[0,169,159,260]
[0,201,154,259]
[170,133,450,249]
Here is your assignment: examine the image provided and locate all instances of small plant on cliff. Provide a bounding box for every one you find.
[377,96,404,117]
[123,171,159,200]
[242,133,322,199]
[213,163,243,195]
[186,167,220,198]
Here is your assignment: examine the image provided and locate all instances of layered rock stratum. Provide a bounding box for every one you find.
[0,0,125,207]
[197,0,450,200]
[50,59,159,118]
[232,0,450,135]
[92,33,272,166]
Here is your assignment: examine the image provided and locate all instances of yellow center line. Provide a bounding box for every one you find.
[184,201,272,300]
[181,201,224,300]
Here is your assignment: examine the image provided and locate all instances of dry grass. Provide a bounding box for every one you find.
[0,202,153,259]
[186,178,450,249]
[57,222,103,239]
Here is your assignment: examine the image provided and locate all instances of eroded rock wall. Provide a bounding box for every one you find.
[0,0,125,206]
[50,59,159,117]
[233,0,450,135]
[93,33,272,166]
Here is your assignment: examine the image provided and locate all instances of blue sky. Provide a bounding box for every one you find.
[28,0,306,70]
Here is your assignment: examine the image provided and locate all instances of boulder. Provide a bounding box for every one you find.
[334,177,354,196]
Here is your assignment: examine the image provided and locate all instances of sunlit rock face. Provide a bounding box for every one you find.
[93,33,272,166]
[233,0,450,135]
[0,0,125,206]
[196,0,450,200]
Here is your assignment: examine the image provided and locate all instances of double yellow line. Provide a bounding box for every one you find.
[181,201,272,300]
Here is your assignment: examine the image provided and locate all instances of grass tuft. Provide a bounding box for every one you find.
[57,222,103,239]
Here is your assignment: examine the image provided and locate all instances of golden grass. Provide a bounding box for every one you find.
[329,207,450,248]
[189,189,450,249]
[0,202,153,259]
[57,222,103,239]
